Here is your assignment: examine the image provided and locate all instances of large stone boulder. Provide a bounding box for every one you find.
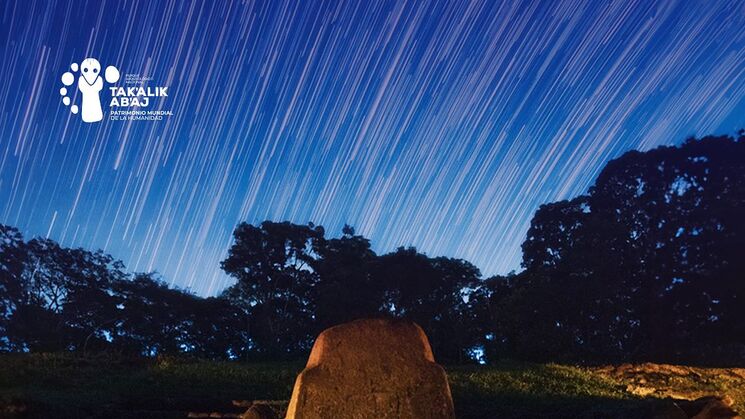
[285,318,455,419]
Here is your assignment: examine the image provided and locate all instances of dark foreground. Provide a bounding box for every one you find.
[0,354,742,418]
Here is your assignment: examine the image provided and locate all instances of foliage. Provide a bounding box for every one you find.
[491,134,745,364]
[0,133,742,365]
[220,221,324,356]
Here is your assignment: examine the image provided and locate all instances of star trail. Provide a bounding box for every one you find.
[1,0,744,295]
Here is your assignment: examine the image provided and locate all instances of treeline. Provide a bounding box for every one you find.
[0,133,743,365]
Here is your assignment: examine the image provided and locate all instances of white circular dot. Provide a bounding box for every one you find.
[71,63,79,72]
[60,87,67,96]
[62,97,70,106]
[61,72,74,86]
[70,105,79,114]
[105,65,120,83]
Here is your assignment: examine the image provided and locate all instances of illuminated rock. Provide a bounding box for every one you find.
[286,318,455,419]
[242,403,279,419]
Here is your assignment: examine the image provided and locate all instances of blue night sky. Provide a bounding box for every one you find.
[1,0,744,295]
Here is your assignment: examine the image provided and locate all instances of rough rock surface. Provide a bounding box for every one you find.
[686,397,741,419]
[242,403,279,419]
[652,396,742,419]
[596,363,745,401]
[285,318,455,419]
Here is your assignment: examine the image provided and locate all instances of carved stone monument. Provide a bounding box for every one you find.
[286,318,455,419]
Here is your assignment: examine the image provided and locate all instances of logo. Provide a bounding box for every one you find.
[59,58,120,123]
[59,58,172,123]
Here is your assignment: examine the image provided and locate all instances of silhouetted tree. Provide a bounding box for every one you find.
[60,248,127,353]
[373,247,482,362]
[111,273,196,356]
[0,225,26,350]
[470,273,516,363]
[109,273,244,358]
[5,238,72,351]
[510,133,745,363]
[310,225,381,330]
[221,221,324,357]
[187,295,247,359]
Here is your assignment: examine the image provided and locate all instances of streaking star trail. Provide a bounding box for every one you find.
[1,0,744,295]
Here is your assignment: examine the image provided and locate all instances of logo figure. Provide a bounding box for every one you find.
[60,58,120,123]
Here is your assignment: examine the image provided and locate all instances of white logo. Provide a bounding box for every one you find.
[60,58,120,123]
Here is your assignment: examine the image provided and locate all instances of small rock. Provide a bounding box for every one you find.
[691,398,741,419]
[677,396,742,419]
[720,395,735,407]
[242,404,278,419]
[627,384,657,397]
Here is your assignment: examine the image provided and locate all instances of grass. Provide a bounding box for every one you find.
[448,362,641,418]
[0,353,743,418]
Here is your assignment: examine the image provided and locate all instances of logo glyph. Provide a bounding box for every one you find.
[60,58,120,123]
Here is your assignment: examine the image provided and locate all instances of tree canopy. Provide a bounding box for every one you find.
[0,133,742,365]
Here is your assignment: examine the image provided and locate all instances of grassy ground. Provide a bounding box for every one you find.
[0,353,742,418]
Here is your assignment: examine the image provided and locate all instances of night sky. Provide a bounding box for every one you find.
[1,0,744,295]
